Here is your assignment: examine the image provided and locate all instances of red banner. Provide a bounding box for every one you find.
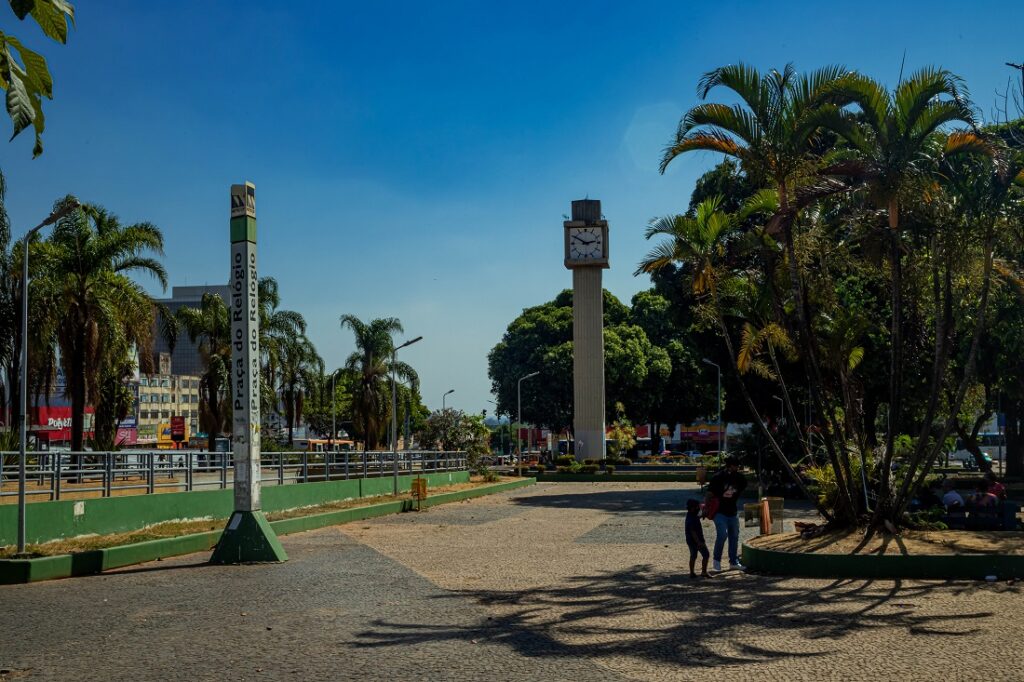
[32,406,95,443]
[170,416,186,442]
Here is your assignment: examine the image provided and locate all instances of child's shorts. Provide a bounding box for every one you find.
[687,540,709,559]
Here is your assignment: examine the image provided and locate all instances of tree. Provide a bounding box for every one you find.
[638,193,824,512]
[258,277,307,421]
[419,408,490,467]
[487,290,667,436]
[1,0,75,156]
[339,314,416,450]
[652,62,1021,532]
[276,334,322,445]
[815,68,980,498]
[176,292,230,452]
[34,202,166,451]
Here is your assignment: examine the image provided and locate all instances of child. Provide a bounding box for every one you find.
[685,498,710,578]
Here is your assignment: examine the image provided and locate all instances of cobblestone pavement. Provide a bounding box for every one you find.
[2,481,1022,681]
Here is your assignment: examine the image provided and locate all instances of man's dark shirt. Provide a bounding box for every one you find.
[709,469,747,517]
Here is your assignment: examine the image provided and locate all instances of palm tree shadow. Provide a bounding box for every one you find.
[352,566,1001,668]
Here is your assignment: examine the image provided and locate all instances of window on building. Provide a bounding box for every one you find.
[161,411,170,419]
[140,377,149,387]
[140,394,149,403]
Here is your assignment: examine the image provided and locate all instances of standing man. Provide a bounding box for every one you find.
[708,455,747,571]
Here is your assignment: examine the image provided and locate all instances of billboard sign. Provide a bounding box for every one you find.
[171,415,186,442]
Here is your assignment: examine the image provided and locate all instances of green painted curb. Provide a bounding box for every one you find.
[0,478,535,584]
[742,541,1024,580]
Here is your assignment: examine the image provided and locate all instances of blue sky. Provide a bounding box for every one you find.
[3,0,1023,414]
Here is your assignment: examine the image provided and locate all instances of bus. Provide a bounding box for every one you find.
[950,432,1004,469]
[298,438,356,453]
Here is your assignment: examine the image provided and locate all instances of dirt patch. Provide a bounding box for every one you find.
[750,529,1024,556]
[0,476,514,558]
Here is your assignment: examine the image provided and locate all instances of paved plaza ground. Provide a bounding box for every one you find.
[2,481,1022,681]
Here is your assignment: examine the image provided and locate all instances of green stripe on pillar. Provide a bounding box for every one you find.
[230,216,257,243]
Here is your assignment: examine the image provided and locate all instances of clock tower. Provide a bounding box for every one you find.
[564,199,609,461]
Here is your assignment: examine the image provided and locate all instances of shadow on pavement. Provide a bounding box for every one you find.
[511,488,817,515]
[511,489,687,514]
[102,558,211,577]
[353,565,1003,668]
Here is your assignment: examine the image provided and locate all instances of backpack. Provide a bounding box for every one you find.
[702,495,719,520]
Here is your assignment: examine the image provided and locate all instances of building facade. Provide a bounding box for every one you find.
[134,366,202,445]
[153,283,231,378]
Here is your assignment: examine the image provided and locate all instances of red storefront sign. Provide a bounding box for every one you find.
[170,416,186,442]
[32,406,95,443]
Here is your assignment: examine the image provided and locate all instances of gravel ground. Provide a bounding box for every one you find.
[1,481,1021,681]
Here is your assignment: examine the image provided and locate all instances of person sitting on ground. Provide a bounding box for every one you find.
[708,455,747,572]
[985,471,1007,501]
[941,479,964,510]
[973,479,999,509]
[685,498,710,579]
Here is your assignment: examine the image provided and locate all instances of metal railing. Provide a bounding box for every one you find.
[0,450,468,502]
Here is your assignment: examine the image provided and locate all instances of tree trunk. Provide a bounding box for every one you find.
[863,394,879,449]
[955,410,992,471]
[71,335,86,453]
[287,389,294,445]
[206,374,218,454]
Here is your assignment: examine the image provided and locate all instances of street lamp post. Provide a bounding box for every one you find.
[17,198,80,556]
[442,389,454,411]
[391,336,422,495]
[517,371,539,461]
[702,358,722,455]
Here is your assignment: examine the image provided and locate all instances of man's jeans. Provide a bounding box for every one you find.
[713,513,740,565]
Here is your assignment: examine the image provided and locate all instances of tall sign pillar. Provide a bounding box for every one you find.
[210,182,287,564]
[564,199,609,461]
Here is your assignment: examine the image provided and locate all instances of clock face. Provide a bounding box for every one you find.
[568,227,603,260]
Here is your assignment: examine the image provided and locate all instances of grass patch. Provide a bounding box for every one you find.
[0,476,510,558]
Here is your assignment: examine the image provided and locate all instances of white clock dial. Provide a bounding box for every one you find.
[569,227,603,260]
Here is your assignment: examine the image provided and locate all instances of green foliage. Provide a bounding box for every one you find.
[555,455,575,467]
[903,507,949,531]
[616,457,633,466]
[34,201,166,451]
[605,464,616,475]
[580,464,599,474]
[339,315,416,450]
[488,288,715,431]
[420,408,491,466]
[535,463,545,473]
[606,402,637,459]
[0,0,75,156]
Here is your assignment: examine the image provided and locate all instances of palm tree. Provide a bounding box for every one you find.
[176,292,231,453]
[33,203,167,451]
[659,63,861,519]
[257,276,306,422]
[661,63,849,223]
[276,334,323,445]
[815,67,979,493]
[339,315,417,450]
[637,195,831,518]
